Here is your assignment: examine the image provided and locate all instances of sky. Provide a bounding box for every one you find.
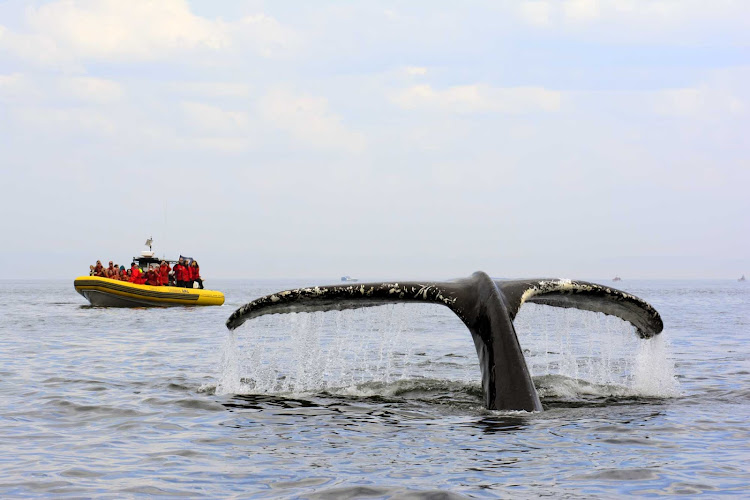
[0,0,748,280]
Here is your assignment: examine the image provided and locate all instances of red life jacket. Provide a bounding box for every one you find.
[174,264,187,282]
[191,265,200,279]
[145,270,160,286]
[159,265,169,285]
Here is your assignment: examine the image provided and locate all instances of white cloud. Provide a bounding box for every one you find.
[0,24,72,67]
[654,86,745,116]
[513,0,750,43]
[392,84,562,114]
[563,0,601,23]
[518,1,552,27]
[0,0,296,65]
[0,72,19,85]
[0,73,122,105]
[0,73,26,98]
[191,136,252,153]
[12,106,116,135]
[258,89,366,153]
[27,0,228,61]
[169,81,253,99]
[59,77,123,103]
[231,14,300,59]
[180,101,251,135]
[405,66,428,76]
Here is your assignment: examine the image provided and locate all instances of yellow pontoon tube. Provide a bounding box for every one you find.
[74,276,224,307]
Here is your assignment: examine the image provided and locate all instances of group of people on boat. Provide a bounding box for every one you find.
[89,258,203,289]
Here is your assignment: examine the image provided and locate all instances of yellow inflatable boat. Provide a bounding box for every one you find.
[74,276,225,307]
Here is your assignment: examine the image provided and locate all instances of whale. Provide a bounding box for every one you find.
[226,271,663,412]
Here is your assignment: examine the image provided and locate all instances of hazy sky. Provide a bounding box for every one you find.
[1,0,748,280]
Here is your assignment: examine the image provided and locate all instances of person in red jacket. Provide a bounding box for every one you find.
[190,261,203,289]
[185,261,194,289]
[173,258,187,288]
[182,260,192,287]
[144,267,161,286]
[130,263,143,284]
[159,261,170,286]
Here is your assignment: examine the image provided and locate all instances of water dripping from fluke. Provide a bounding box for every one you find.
[221,273,677,412]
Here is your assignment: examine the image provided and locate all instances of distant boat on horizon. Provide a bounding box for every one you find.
[612,276,622,282]
[739,275,746,282]
[341,275,359,282]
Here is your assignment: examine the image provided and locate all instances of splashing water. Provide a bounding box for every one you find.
[515,303,680,399]
[216,303,679,402]
[632,335,681,397]
[215,330,242,394]
[215,304,421,397]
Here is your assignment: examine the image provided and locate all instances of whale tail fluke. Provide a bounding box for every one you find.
[495,279,663,338]
[226,272,663,411]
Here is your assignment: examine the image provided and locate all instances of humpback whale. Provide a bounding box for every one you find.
[226,272,663,412]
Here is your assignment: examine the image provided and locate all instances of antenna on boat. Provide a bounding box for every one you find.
[163,200,167,260]
[145,237,153,251]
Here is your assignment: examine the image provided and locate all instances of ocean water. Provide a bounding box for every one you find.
[0,278,748,498]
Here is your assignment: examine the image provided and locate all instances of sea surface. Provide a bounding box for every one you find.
[0,278,748,498]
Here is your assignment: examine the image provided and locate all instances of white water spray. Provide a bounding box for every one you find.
[515,303,679,398]
[216,303,679,401]
[215,304,421,397]
[215,331,244,394]
[632,335,680,397]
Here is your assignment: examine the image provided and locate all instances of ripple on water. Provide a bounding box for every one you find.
[0,280,749,497]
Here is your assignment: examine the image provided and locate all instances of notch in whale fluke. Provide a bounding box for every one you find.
[226,272,663,411]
